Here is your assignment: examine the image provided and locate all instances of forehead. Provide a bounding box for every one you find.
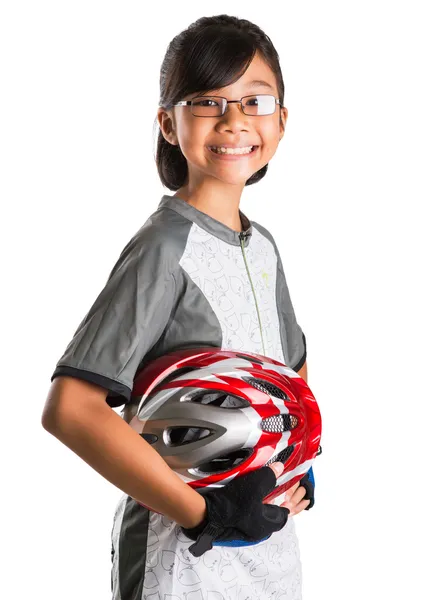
[189,52,278,98]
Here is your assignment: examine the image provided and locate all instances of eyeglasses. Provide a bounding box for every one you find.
[172,94,282,117]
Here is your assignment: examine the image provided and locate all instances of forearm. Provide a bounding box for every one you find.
[42,400,206,529]
[298,360,307,383]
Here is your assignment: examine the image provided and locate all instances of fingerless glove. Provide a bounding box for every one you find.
[181,466,290,557]
[300,470,315,510]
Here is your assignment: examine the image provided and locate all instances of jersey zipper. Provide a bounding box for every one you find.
[239,231,266,355]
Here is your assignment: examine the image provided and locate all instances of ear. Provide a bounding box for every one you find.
[279,106,288,141]
[157,107,178,146]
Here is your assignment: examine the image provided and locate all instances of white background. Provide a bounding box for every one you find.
[1,1,447,599]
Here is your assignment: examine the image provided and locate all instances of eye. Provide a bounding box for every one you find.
[194,98,219,107]
[246,96,259,106]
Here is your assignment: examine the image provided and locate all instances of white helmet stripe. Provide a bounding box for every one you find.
[138,385,181,416]
[276,458,314,486]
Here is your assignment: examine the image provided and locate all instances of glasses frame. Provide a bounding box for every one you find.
[172,94,282,117]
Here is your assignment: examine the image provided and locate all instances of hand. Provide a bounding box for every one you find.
[278,472,314,517]
[181,462,290,556]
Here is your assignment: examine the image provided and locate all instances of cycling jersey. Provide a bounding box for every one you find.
[51,193,307,599]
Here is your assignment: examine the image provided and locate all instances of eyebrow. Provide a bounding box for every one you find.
[198,79,276,98]
[245,79,275,91]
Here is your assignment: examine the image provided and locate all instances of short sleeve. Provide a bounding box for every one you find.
[275,244,307,372]
[50,229,177,408]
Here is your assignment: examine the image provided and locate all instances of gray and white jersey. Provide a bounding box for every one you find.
[51,193,307,600]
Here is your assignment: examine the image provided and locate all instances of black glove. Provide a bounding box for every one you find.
[181,466,290,557]
[300,471,315,510]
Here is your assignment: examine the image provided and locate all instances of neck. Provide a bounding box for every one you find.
[174,181,245,232]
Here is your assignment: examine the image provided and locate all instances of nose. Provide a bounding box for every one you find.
[217,101,250,133]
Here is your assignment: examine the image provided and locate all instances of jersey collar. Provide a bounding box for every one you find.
[158,194,253,247]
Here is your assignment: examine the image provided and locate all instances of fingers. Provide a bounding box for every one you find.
[268,462,285,478]
[258,462,285,497]
[285,483,307,504]
[285,498,311,517]
[280,484,310,517]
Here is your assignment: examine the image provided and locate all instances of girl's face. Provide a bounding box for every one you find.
[158,52,288,188]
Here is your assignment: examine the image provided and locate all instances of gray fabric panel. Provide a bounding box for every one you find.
[118,497,150,600]
[51,207,192,407]
[119,205,224,417]
[159,193,252,246]
[134,264,223,373]
[251,221,307,372]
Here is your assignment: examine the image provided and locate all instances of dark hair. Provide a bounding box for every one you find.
[154,14,285,191]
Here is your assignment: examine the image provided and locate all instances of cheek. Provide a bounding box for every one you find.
[259,121,282,152]
[177,121,210,159]
[260,139,280,159]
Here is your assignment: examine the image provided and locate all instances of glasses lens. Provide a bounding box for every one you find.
[242,95,276,116]
[191,96,224,117]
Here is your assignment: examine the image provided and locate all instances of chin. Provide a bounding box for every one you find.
[216,174,254,186]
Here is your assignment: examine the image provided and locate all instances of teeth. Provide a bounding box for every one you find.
[210,146,255,155]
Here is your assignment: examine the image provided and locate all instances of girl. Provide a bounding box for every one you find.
[42,14,314,600]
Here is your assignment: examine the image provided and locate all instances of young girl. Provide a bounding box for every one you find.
[42,14,314,600]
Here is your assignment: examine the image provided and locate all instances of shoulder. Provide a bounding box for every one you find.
[116,208,192,268]
[251,220,280,255]
[113,205,194,275]
[251,219,288,276]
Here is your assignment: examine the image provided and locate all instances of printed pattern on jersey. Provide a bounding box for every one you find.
[179,222,283,362]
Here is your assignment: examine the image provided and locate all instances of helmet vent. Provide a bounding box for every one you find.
[236,353,263,365]
[164,426,212,446]
[261,414,298,433]
[196,448,254,475]
[242,377,287,400]
[141,433,158,444]
[265,444,295,466]
[190,391,250,408]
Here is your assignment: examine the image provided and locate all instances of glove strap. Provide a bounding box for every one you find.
[188,522,225,557]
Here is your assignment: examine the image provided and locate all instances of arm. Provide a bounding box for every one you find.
[297,360,307,383]
[297,360,316,497]
[41,376,207,529]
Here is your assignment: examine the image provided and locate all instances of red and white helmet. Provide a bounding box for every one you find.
[128,347,322,510]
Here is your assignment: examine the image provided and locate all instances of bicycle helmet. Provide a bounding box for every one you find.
[127,347,322,511]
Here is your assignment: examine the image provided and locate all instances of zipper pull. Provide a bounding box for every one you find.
[239,231,250,246]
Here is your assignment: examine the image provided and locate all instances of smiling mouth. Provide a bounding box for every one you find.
[208,145,259,156]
